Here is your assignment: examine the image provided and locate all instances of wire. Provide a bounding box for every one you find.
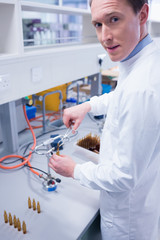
[23,142,32,155]
[1,127,67,166]
[0,154,30,170]
[22,127,67,155]
[2,152,33,165]
[24,165,48,176]
[36,127,66,139]
[0,105,40,177]
[0,106,77,173]
[26,110,62,129]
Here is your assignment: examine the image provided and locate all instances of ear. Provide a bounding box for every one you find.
[139,3,149,25]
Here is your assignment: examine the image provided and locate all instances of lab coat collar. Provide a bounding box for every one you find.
[121,34,152,62]
[118,40,156,86]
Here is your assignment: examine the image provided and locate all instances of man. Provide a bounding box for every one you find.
[49,0,160,239]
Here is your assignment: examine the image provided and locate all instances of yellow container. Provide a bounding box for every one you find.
[36,83,71,111]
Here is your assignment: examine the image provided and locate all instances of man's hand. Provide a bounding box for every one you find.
[49,154,76,178]
[63,102,91,131]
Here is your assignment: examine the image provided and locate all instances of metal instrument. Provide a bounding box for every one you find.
[34,127,76,191]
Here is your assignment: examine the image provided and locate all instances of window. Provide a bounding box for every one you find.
[149,0,160,22]
[63,0,88,9]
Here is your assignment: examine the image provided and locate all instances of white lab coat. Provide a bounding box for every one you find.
[74,41,160,240]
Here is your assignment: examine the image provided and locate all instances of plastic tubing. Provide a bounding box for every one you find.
[0,105,40,176]
[26,111,60,129]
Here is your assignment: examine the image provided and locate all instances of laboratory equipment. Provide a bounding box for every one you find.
[34,127,75,191]
[0,102,76,193]
[77,133,100,153]
[0,111,101,240]
[3,211,27,234]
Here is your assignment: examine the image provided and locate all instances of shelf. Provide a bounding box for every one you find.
[0,53,20,62]
[0,0,16,4]
[0,3,22,55]
[21,1,91,15]
[0,43,105,105]
[23,42,100,55]
[0,0,106,106]
[23,34,98,51]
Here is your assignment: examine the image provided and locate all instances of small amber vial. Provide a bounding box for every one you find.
[9,213,12,225]
[33,199,36,211]
[13,215,17,228]
[37,201,41,214]
[56,143,60,156]
[22,221,27,234]
[4,210,8,223]
[17,218,21,231]
[28,197,32,209]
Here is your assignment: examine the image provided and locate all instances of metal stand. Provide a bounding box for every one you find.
[90,73,102,97]
[0,101,19,154]
[42,90,63,133]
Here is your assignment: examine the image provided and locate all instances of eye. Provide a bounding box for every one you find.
[94,22,102,28]
[111,17,119,23]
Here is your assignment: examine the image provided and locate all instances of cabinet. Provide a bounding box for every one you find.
[0,0,105,105]
[0,1,22,56]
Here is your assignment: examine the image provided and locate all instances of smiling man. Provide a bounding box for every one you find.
[49,0,160,239]
[91,0,148,62]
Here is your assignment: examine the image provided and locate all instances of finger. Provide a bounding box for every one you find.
[63,116,70,128]
[48,162,56,171]
[69,119,75,127]
[48,162,53,168]
[58,154,65,157]
[63,110,71,128]
[49,157,55,166]
[49,158,59,172]
[72,120,80,132]
[50,154,64,163]
[49,155,57,166]
[50,153,59,161]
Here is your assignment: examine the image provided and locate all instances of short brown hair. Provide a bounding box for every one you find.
[89,0,148,14]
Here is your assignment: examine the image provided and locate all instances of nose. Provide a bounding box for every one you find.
[101,25,113,44]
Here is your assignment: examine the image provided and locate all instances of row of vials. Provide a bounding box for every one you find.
[28,197,41,213]
[3,197,41,235]
[4,211,27,234]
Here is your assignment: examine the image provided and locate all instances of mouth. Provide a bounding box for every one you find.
[106,45,120,52]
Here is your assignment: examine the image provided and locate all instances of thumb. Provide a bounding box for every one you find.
[52,153,61,161]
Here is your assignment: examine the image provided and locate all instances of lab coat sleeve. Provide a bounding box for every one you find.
[74,90,160,192]
[89,91,114,115]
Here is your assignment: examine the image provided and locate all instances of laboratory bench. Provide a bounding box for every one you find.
[0,114,102,240]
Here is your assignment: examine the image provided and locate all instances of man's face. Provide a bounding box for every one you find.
[91,0,142,62]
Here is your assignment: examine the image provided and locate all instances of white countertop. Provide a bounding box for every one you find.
[0,113,101,240]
